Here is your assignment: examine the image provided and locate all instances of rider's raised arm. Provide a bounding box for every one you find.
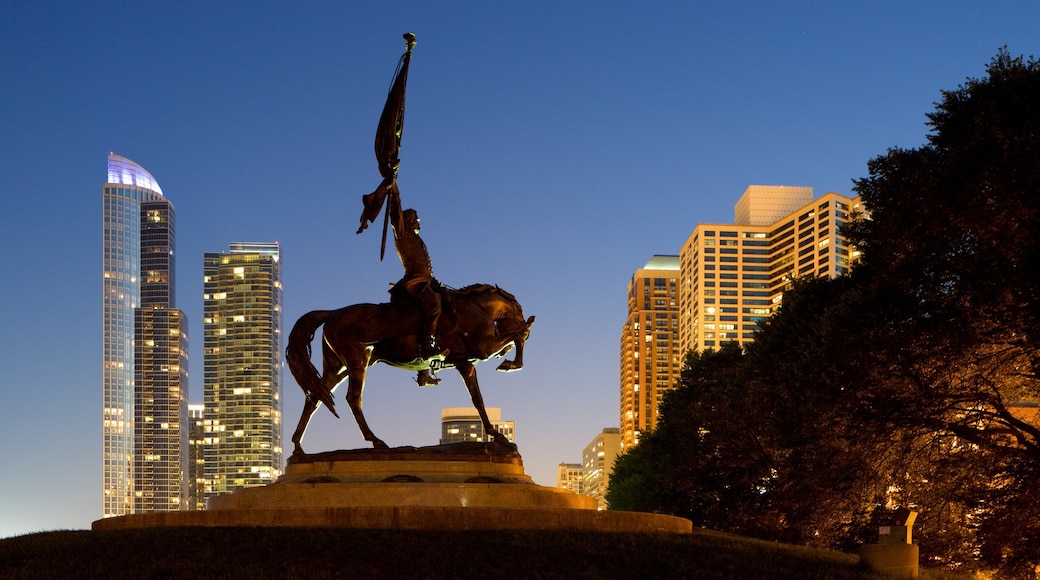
[387,184,404,237]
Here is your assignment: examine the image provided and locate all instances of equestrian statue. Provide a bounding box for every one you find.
[286,33,534,455]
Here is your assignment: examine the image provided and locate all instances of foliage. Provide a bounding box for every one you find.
[845,48,1040,577]
[610,49,1040,578]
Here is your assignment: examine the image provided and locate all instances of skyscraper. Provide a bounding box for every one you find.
[678,186,862,355]
[133,198,188,512]
[202,242,283,500]
[619,256,681,449]
[102,153,188,517]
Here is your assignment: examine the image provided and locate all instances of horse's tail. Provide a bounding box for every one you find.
[285,310,340,417]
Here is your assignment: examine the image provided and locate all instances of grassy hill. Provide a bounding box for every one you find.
[0,526,960,579]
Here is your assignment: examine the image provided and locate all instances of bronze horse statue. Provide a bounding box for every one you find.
[285,284,534,455]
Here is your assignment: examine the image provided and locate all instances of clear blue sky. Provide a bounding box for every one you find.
[1,1,1037,537]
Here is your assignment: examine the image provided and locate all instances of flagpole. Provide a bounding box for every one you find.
[373,32,416,260]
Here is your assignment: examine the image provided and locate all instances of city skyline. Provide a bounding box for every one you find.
[2,2,1038,537]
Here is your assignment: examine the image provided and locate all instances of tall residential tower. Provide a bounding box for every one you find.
[619,256,681,449]
[102,153,188,517]
[203,242,283,500]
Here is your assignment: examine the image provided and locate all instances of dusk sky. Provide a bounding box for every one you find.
[2,2,1038,538]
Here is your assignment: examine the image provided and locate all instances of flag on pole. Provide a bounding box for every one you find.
[357,32,417,261]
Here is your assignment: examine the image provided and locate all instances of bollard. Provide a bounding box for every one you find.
[860,508,919,578]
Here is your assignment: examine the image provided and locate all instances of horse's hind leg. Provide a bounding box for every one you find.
[456,360,510,446]
[343,348,388,449]
[291,363,347,456]
[291,397,319,456]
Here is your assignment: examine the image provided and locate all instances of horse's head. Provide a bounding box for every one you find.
[521,315,535,341]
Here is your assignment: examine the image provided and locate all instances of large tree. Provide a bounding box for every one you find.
[845,49,1040,577]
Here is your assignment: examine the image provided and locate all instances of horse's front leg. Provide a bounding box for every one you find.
[497,316,534,372]
[456,360,510,446]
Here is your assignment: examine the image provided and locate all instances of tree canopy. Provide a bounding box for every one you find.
[608,50,1040,578]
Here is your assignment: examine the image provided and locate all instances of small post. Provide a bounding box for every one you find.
[860,508,919,578]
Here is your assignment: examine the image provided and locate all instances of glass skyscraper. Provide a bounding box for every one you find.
[102,153,188,517]
[202,242,283,500]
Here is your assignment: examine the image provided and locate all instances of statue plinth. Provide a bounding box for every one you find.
[92,443,692,534]
[208,443,587,511]
[285,441,524,467]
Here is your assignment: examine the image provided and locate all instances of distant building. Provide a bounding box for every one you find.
[203,242,283,500]
[619,256,681,449]
[556,463,583,495]
[102,153,188,517]
[440,407,515,444]
[678,186,862,355]
[186,404,206,510]
[1009,402,1039,427]
[582,428,622,510]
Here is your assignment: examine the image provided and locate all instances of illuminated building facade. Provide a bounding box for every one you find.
[678,186,862,355]
[556,462,583,495]
[439,407,515,444]
[103,153,188,517]
[203,242,283,500]
[186,404,206,510]
[619,256,681,449]
[132,198,188,512]
[581,428,622,510]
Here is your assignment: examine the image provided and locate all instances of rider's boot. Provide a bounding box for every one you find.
[416,370,441,387]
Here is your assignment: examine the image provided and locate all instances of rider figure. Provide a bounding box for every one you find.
[388,191,444,366]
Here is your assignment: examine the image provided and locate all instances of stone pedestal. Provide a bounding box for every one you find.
[92,444,692,534]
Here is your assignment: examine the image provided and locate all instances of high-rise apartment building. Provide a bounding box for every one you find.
[202,242,283,500]
[582,428,622,510]
[102,153,188,517]
[678,186,862,355]
[619,256,681,449]
[439,407,515,444]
